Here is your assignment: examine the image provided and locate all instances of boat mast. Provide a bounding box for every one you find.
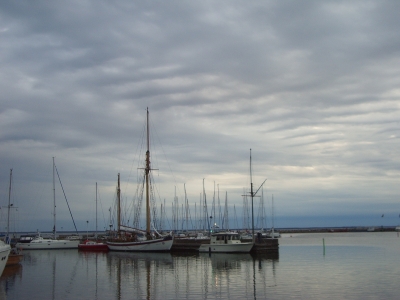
[271,194,275,238]
[53,157,57,239]
[145,108,151,238]
[184,184,188,232]
[250,149,255,243]
[7,168,12,244]
[95,182,98,239]
[117,173,121,234]
[247,149,267,243]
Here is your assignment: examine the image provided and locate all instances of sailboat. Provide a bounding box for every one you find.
[78,183,108,251]
[265,194,281,238]
[15,158,80,250]
[107,108,173,252]
[5,169,23,265]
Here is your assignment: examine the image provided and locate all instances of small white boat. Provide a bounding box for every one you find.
[198,232,253,253]
[264,229,281,238]
[0,241,11,275]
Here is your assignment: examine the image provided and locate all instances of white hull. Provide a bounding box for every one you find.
[0,242,11,275]
[15,239,79,250]
[198,242,253,253]
[107,237,173,252]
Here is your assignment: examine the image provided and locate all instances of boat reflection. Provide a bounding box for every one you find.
[197,251,279,299]
[200,253,254,271]
[106,252,174,300]
[1,264,22,279]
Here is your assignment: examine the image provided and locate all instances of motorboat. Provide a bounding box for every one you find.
[15,233,79,250]
[198,232,253,253]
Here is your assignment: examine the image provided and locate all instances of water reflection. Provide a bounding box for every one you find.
[106,252,173,299]
[102,251,279,300]
[1,264,23,297]
[1,264,23,279]
[1,233,400,299]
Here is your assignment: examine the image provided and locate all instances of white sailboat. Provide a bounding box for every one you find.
[265,194,281,238]
[16,158,79,250]
[107,108,173,252]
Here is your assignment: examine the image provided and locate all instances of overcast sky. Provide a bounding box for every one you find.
[1,0,399,233]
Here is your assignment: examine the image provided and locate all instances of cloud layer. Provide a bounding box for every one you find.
[1,0,399,232]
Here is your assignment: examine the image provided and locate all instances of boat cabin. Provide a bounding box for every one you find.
[17,235,35,243]
[210,232,241,245]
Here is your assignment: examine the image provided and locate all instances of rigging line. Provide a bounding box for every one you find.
[97,187,108,231]
[110,188,118,230]
[122,116,146,204]
[54,164,78,234]
[150,116,184,201]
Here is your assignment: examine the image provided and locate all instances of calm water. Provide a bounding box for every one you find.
[1,232,400,299]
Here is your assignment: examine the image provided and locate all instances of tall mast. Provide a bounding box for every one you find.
[244,149,267,243]
[272,194,275,238]
[184,184,188,232]
[145,108,151,238]
[117,173,120,234]
[250,149,255,243]
[53,157,56,239]
[224,191,229,231]
[95,182,98,239]
[7,169,12,243]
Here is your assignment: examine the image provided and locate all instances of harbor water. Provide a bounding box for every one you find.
[1,232,400,299]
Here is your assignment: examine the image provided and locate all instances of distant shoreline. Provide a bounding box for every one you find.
[4,226,399,237]
[278,226,398,233]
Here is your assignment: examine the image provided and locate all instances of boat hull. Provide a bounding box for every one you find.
[198,242,254,253]
[0,244,11,275]
[78,241,108,251]
[107,236,173,252]
[15,239,79,250]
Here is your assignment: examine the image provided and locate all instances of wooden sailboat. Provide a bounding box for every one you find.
[15,158,80,250]
[5,169,22,266]
[78,183,108,251]
[107,108,173,252]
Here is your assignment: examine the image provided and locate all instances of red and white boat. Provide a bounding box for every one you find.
[78,240,108,251]
[78,183,109,251]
